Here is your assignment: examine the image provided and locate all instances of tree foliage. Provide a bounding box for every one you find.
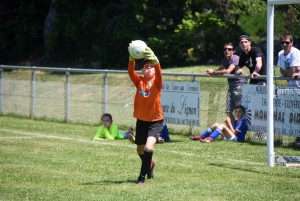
[0,0,50,64]
[0,0,299,69]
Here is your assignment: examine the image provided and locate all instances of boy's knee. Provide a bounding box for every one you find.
[144,145,154,153]
[219,124,225,129]
[212,123,220,128]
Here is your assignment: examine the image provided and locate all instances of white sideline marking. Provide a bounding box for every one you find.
[0,136,35,139]
[0,128,265,166]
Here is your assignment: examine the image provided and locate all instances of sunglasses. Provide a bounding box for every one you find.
[224,48,234,51]
[281,41,290,45]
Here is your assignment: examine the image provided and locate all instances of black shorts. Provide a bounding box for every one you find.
[135,119,163,145]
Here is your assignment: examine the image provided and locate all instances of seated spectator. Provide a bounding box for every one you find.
[189,105,247,143]
[93,113,133,140]
[158,123,172,143]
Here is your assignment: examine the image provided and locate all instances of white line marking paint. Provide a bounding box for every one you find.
[0,128,265,166]
[0,136,35,139]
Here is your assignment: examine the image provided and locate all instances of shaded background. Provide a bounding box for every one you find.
[0,0,300,69]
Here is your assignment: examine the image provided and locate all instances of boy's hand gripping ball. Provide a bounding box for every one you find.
[128,40,147,59]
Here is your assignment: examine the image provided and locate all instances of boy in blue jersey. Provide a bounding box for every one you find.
[190,105,247,142]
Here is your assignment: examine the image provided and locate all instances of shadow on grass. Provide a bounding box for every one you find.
[156,140,182,144]
[246,139,300,150]
[81,179,137,185]
[208,162,300,179]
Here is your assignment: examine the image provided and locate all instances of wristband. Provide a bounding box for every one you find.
[213,70,216,75]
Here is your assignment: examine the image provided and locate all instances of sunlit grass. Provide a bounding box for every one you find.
[0,116,299,201]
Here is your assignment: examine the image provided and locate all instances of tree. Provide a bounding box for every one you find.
[0,0,50,64]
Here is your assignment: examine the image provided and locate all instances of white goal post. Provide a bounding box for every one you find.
[267,0,300,167]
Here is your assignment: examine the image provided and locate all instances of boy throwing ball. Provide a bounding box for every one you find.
[128,44,163,185]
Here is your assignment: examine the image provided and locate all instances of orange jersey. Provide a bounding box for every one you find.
[128,61,163,122]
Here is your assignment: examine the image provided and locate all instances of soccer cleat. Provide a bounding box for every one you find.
[189,135,202,141]
[128,127,133,133]
[293,137,300,146]
[137,175,146,185]
[158,137,164,144]
[252,132,266,141]
[128,134,135,143]
[200,137,212,143]
[147,160,156,179]
[259,134,266,140]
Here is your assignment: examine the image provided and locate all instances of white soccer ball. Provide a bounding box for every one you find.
[128,40,147,59]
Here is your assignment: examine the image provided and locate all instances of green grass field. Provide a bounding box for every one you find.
[1,116,300,201]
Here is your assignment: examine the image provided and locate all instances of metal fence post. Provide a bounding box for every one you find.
[191,73,195,82]
[243,76,248,84]
[190,73,196,134]
[66,69,70,121]
[103,70,108,113]
[0,66,3,112]
[30,66,36,118]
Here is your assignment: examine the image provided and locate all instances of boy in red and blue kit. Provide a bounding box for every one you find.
[190,105,247,142]
[128,45,164,185]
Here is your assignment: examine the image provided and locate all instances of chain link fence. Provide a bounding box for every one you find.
[2,65,294,138]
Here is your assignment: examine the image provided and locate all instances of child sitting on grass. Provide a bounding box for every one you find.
[93,113,133,140]
[190,105,247,143]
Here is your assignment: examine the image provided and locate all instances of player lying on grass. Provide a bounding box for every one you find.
[93,113,133,140]
[190,105,247,143]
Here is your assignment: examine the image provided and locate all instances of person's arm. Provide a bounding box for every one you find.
[206,65,225,76]
[154,63,163,89]
[280,68,290,76]
[128,55,140,87]
[224,117,239,135]
[277,51,289,76]
[251,57,262,78]
[93,126,105,140]
[282,50,300,76]
[103,127,115,140]
[143,47,162,89]
[218,64,236,74]
[292,72,300,79]
[109,124,124,139]
[234,119,248,137]
[235,66,244,75]
[281,67,296,76]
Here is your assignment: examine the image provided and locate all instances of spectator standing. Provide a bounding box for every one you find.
[205,43,242,122]
[236,35,267,140]
[277,33,300,146]
[235,35,267,85]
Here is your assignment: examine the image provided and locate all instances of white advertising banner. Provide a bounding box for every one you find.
[242,84,300,137]
[161,81,200,126]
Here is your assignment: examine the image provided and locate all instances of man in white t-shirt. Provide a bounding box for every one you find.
[277,33,300,88]
[277,33,300,146]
